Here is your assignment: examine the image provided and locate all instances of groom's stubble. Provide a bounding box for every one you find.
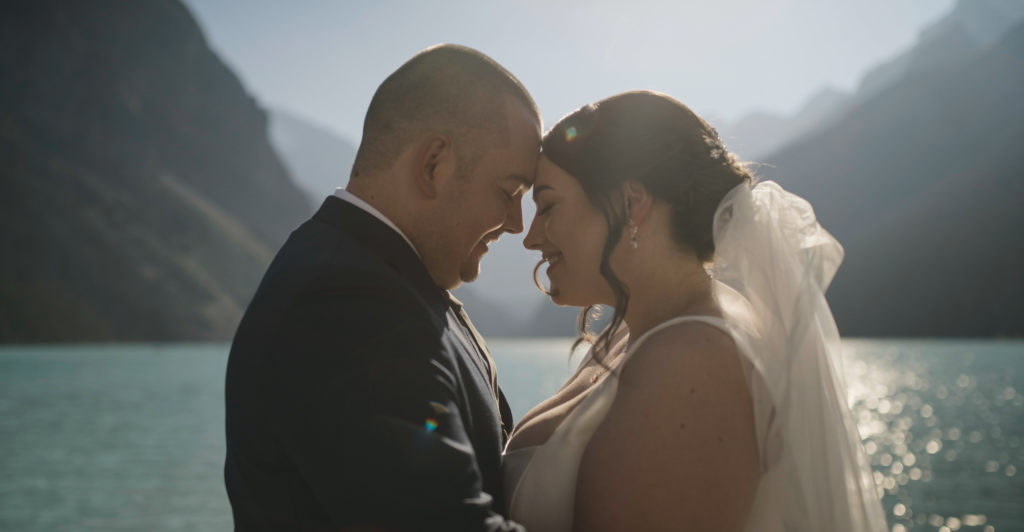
[445,98,540,288]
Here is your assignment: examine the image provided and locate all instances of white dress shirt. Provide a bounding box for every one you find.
[333,188,420,257]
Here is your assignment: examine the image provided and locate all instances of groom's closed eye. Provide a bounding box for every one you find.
[504,175,531,198]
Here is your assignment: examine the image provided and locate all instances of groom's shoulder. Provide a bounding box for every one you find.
[240,213,452,340]
[275,227,440,315]
[274,246,431,319]
[264,217,399,290]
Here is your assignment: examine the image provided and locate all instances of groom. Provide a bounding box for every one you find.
[224,44,539,531]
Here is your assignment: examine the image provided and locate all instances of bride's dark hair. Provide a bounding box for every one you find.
[541,91,752,359]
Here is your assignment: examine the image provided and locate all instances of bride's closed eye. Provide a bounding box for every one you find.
[536,203,554,216]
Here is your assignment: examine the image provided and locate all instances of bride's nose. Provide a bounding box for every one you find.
[523,214,545,250]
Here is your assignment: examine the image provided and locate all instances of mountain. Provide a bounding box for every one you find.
[761,20,1024,336]
[267,108,357,206]
[719,87,849,161]
[721,0,1024,161]
[0,0,311,342]
[860,0,1024,97]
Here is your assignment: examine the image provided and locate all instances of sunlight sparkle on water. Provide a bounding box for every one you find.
[840,340,1023,532]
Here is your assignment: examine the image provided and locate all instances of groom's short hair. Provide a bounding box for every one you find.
[352,44,539,178]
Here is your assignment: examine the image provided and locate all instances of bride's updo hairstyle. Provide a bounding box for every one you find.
[542,91,751,358]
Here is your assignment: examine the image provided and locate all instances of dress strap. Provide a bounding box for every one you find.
[625,315,732,362]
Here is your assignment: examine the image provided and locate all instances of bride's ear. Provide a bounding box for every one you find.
[622,181,652,223]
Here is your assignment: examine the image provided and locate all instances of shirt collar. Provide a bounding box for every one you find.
[333,188,420,257]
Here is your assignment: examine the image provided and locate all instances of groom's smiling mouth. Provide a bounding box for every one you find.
[472,234,501,257]
[479,229,505,250]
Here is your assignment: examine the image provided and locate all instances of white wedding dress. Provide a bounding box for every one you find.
[503,181,887,531]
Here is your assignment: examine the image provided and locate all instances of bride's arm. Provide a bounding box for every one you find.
[573,322,760,531]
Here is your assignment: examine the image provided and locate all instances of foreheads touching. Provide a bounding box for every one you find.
[352,44,540,180]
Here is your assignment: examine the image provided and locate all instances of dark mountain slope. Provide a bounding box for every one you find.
[0,0,311,341]
[762,21,1024,336]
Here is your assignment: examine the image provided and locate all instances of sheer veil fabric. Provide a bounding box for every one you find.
[710,180,887,530]
[504,180,887,531]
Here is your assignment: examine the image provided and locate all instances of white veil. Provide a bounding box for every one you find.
[710,180,887,531]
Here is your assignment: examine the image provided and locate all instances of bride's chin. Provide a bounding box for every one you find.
[549,290,596,309]
[546,280,602,307]
[544,283,568,305]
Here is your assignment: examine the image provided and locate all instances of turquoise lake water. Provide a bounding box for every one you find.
[0,340,1021,531]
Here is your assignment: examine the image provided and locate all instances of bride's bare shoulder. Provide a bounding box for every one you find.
[575,319,759,530]
[619,319,740,386]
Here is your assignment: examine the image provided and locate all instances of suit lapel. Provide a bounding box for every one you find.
[447,295,504,424]
[313,196,514,438]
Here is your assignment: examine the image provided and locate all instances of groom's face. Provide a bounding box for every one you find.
[440,99,541,288]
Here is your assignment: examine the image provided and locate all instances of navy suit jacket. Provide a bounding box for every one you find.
[225,196,521,531]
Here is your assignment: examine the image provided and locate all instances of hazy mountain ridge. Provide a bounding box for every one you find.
[720,0,1024,161]
[267,108,357,206]
[761,20,1024,336]
[719,87,850,161]
[0,0,311,341]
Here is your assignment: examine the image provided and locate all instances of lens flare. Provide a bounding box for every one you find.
[425,418,438,432]
[565,126,577,142]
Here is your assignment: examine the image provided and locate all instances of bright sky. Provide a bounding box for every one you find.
[182,0,955,143]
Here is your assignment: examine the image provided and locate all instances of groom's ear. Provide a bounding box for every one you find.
[622,180,652,222]
[413,135,455,199]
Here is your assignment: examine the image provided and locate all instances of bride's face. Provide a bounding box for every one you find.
[524,156,616,306]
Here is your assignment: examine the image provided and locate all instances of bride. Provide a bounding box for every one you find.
[503,91,886,531]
